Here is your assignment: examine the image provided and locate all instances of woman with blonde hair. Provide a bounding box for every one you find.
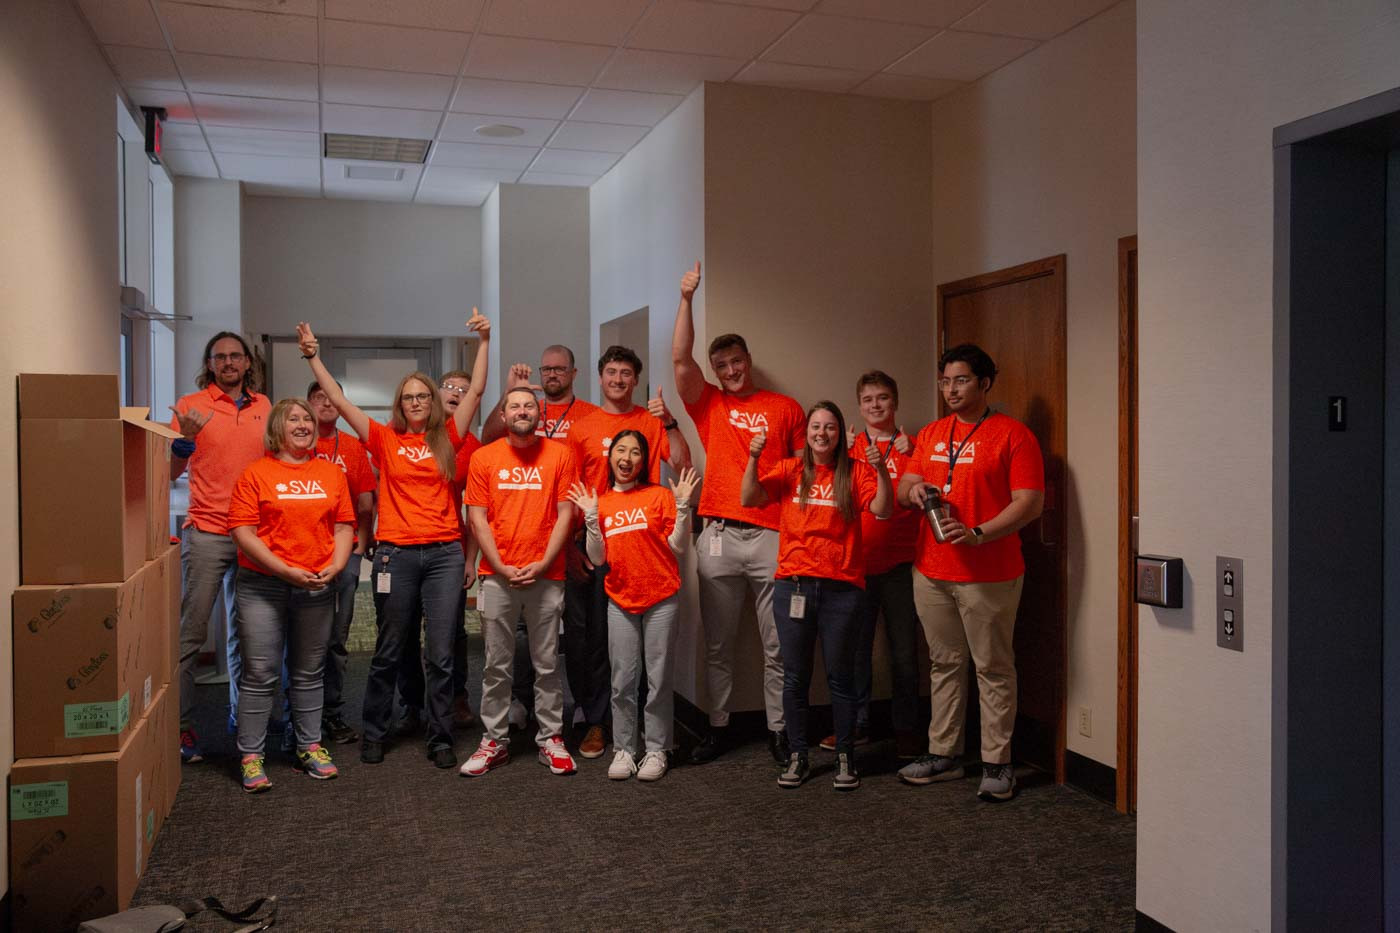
[297,312,491,769]
[228,398,356,792]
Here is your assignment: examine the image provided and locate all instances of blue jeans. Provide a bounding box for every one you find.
[364,541,465,750]
[322,551,363,717]
[854,563,921,733]
[773,577,864,755]
[396,576,471,713]
[233,568,334,755]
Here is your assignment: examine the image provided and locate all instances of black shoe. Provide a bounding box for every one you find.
[768,730,790,766]
[777,753,810,789]
[428,746,457,770]
[833,752,860,791]
[360,740,384,764]
[395,709,423,738]
[323,715,360,745]
[689,728,727,765]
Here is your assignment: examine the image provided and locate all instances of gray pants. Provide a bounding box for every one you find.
[233,568,334,755]
[695,521,784,730]
[607,594,679,755]
[479,576,565,746]
[178,527,240,730]
[321,552,364,717]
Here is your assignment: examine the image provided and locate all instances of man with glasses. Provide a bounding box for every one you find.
[895,344,1044,802]
[169,332,271,763]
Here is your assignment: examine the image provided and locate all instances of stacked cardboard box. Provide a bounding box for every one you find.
[10,374,183,931]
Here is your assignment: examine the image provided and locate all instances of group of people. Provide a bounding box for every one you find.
[170,261,1044,802]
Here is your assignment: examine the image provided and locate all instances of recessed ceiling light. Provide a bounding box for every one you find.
[474,123,526,139]
[323,132,430,163]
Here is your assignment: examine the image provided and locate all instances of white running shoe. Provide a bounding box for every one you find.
[607,749,637,780]
[636,750,669,782]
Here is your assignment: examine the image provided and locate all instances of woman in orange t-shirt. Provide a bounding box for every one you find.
[570,431,697,783]
[741,401,892,792]
[295,313,490,771]
[228,398,356,793]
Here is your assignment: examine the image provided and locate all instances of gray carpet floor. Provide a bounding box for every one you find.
[135,634,1136,932]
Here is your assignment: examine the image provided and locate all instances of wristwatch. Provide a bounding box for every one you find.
[971,525,985,543]
[663,419,679,431]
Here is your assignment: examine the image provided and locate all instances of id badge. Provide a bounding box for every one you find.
[709,528,723,557]
[789,593,806,619]
[376,572,391,594]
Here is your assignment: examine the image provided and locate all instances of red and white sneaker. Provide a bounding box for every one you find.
[538,736,576,775]
[459,738,509,777]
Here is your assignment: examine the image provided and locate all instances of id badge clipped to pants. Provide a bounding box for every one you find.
[376,550,391,595]
[789,581,806,620]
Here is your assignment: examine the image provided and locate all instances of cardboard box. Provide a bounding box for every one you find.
[9,685,172,933]
[11,558,166,759]
[18,374,179,586]
[155,542,180,689]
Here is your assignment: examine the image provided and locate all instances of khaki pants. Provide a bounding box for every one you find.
[913,573,1024,764]
[479,576,565,746]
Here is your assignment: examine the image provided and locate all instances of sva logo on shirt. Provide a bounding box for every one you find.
[791,483,836,507]
[536,419,571,437]
[728,409,769,433]
[603,507,648,536]
[397,445,434,463]
[316,452,349,473]
[497,465,543,491]
[275,479,328,500]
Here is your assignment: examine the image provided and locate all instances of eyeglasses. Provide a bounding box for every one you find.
[439,384,468,396]
[539,365,571,375]
[210,353,246,364]
[937,376,977,390]
[401,393,433,405]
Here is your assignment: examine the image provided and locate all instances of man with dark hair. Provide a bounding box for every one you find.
[169,331,271,763]
[564,345,692,757]
[672,261,806,765]
[895,343,1044,802]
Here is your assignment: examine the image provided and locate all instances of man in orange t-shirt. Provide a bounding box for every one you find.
[672,262,806,765]
[169,331,271,764]
[896,344,1045,803]
[462,387,580,778]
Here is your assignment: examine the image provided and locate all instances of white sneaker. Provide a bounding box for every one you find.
[607,749,637,780]
[537,735,576,775]
[507,698,528,731]
[636,750,668,782]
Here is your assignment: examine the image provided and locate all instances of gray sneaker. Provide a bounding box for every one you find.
[977,763,1017,801]
[832,752,860,791]
[776,753,810,789]
[898,754,965,785]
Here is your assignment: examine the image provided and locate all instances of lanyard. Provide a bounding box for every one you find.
[862,429,896,465]
[544,398,575,439]
[944,409,991,493]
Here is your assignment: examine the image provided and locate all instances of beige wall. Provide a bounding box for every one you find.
[174,178,242,389]
[0,0,125,894]
[1136,1,1400,928]
[928,1,1136,767]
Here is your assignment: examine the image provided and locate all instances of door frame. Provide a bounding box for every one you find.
[1116,235,1138,814]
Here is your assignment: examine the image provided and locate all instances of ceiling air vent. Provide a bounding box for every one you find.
[323,132,430,164]
[344,164,404,182]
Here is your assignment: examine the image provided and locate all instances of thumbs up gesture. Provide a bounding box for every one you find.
[679,261,701,300]
[647,386,673,424]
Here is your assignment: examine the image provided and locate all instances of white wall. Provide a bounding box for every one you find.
[174,178,242,388]
[928,2,1136,767]
[1136,2,1400,929]
[0,0,127,895]
[480,187,502,403]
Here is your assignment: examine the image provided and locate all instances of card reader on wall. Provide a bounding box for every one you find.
[1135,555,1183,608]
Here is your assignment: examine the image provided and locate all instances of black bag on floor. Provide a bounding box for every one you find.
[76,895,277,933]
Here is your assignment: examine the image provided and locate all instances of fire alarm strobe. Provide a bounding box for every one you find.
[1135,554,1183,609]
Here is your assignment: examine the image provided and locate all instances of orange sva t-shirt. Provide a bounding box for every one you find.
[597,484,680,614]
[227,455,355,573]
[364,419,466,545]
[568,406,671,493]
[684,383,805,529]
[465,437,578,581]
[760,458,878,587]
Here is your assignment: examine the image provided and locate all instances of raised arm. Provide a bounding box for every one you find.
[667,467,698,554]
[647,387,693,473]
[671,262,706,406]
[297,322,370,443]
[739,431,770,508]
[452,309,492,439]
[567,482,605,567]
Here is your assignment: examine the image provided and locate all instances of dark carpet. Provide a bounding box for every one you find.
[135,640,1136,932]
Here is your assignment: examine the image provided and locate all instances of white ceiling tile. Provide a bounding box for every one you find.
[450,78,584,120]
[762,15,936,71]
[627,0,801,59]
[464,35,613,86]
[218,153,322,183]
[105,46,183,90]
[441,113,560,147]
[177,53,319,100]
[159,122,210,151]
[325,0,484,32]
[184,0,318,15]
[127,88,198,123]
[430,142,539,170]
[322,66,455,110]
[322,103,443,139]
[733,61,868,94]
[161,2,318,63]
[571,88,684,127]
[952,0,1122,40]
[243,182,323,199]
[191,93,320,131]
[594,49,744,95]
[889,29,1038,81]
[323,20,471,75]
[416,188,492,206]
[77,0,166,49]
[812,0,983,28]
[549,121,648,153]
[532,149,620,174]
[161,150,219,177]
[423,166,522,186]
[206,126,322,157]
[853,72,965,100]
[324,159,425,201]
[519,171,597,187]
[481,0,651,46]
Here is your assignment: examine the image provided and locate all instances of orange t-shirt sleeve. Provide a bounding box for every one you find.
[852,460,879,511]
[226,464,261,529]
[554,444,580,503]
[464,451,489,508]
[758,460,794,501]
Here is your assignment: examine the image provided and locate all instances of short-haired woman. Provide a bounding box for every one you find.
[228,398,356,793]
[296,312,490,770]
[569,430,697,783]
[741,401,892,790]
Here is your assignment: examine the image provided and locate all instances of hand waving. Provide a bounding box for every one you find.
[295,321,318,358]
[669,467,699,503]
[566,481,598,516]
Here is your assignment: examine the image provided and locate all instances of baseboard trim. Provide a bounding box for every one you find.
[1135,909,1174,932]
[1065,749,1116,804]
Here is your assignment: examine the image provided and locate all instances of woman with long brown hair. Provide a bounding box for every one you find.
[296,313,490,769]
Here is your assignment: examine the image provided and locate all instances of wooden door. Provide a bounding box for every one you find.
[1116,236,1138,813]
[938,255,1067,781]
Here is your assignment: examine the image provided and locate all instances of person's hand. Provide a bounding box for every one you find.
[168,405,211,440]
[748,430,767,459]
[295,321,319,358]
[669,466,699,503]
[907,482,930,509]
[845,425,857,448]
[647,387,673,424]
[894,428,912,455]
[466,308,490,339]
[864,440,885,469]
[680,261,701,300]
[506,363,540,392]
[463,563,478,590]
[942,520,975,546]
[566,481,598,515]
[282,566,322,589]
[510,561,544,588]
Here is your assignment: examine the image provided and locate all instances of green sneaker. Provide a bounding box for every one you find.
[295,744,339,781]
[240,755,272,794]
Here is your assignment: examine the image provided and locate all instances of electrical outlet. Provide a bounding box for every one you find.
[1077,707,1092,738]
